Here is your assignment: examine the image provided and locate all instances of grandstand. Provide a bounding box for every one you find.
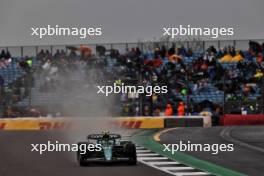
[0,40,263,121]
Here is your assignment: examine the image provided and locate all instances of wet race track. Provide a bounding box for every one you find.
[160,126,264,176]
[1,126,263,176]
[0,130,172,176]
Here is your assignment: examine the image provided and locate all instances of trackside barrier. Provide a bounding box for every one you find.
[0,116,211,130]
[221,114,264,126]
[164,118,203,128]
[0,118,72,130]
[109,117,164,129]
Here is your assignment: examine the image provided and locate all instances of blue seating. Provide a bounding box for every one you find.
[0,58,27,86]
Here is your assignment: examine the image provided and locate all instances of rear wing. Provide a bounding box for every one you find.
[87,134,121,140]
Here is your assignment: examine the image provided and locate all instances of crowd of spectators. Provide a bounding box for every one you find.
[96,42,264,121]
[0,41,264,122]
[0,49,36,117]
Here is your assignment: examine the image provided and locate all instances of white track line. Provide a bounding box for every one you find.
[136,147,212,176]
[137,150,152,153]
[139,157,168,160]
[136,147,145,150]
[161,166,193,170]
[137,153,159,157]
[171,172,211,175]
[139,158,181,176]
[149,161,180,165]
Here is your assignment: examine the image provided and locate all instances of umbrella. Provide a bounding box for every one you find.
[79,45,91,52]
[249,41,262,54]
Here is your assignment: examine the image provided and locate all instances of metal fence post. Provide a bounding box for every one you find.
[186,63,190,115]
[66,45,68,55]
[21,46,24,57]
[140,42,144,53]
[223,69,226,115]
[50,45,53,55]
[35,46,38,56]
[29,74,32,108]
[95,44,98,56]
[187,41,190,49]
[262,77,264,114]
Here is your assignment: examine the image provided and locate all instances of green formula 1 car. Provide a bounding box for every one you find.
[77,132,137,166]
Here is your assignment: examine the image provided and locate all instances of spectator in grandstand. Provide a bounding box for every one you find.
[177,46,187,56]
[164,103,173,116]
[228,66,239,81]
[4,106,19,118]
[0,50,7,59]
[254,69,264,80]
[19,58,31,73]
[45,50,52,60]
[0,75,4,86]
[159,45,167,59]
[242,84,254,96]
[0,75,4,96]
[168,54,182,63]
[255,53,263,64]
[7,50,11,58]
[229,46,236,57]
[196,78,210,93]
[68,49,78,60]
[27,108,42,117]
[143,105,151,116]
[207,46,217,55]
[211,106,222,126]
[203,51,213,61]
[42,59,51,71]
[40,61,60,92]
[53,49,61,59]
[96,45,106,56]
[37,49,45,61]
[249,41,262,56]
[60,50,66,58]
[177,101,185,116]
[153,107,161,116]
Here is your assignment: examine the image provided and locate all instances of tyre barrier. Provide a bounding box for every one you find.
[0,116,211,130]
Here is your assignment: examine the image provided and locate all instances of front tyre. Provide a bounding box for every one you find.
[124,143,137,165]
[77,142,89,166]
